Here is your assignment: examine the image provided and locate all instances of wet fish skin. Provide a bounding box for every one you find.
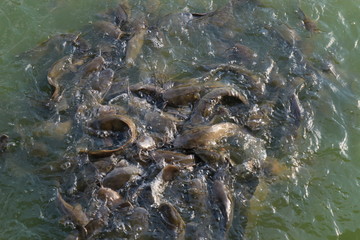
[158,202,185,237]
[190,87,248,125]
[0,134,9,152]
[97,187,122,207]
[125,22,147,67]
[272,23,301,46]
[289,93,302,128]
[226,43,258,63]
[91,68,114,99]
[128,207,150,237]
[296,8,320,33]
[47,55,73,100]
[174,122,240,149]
[93,20,126,39]
[102,165,142,190]
[85,115,137,157]
[150,150,195,167]
[162,165,180,181]
[129,83,164,103]
[56,190,90,228]
[82,56,105,77]
[213,180,234,232]
[162,85,201,107]
[106,3,129,27]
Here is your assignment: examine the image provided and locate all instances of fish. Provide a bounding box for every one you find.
[150,150,195,167]
[213,180,234,232]
[47,55,74,100]
[190,87,248,124]
[162,85,201,107]
[20,34,80,61]
[91,68,115,99]
[106,3,129,27]
[162,165,180,181]
[129,83,164,102]
[0,134,9,152]
[81,56,105,77]
[128,207,150,237]
[289,93,302,129]
[226,43,258,64]
[56,190,90,230]
[174,122,240,149]
[97,187,122,207]
[158,202,185,236]
[125,22,147,67]
[93,20,126,39]
[102,165,142,190]
[272,23,301,46]
[85,115,137,157]
[296,8,321,34]
[191,1,234,27]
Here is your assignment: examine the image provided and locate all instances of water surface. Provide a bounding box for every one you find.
[0,0,359,239]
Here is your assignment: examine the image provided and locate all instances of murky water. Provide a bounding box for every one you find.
[0,0,360,239]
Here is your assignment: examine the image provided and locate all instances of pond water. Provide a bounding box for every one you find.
[0,0,360,239]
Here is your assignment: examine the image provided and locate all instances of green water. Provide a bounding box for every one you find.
[0,0,359,239]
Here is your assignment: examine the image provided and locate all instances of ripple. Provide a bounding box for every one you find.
[0,0,360,239]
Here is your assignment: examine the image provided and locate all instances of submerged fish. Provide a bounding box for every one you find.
[125,22,147,67]
[190,87,248,124]
[158,202,186,237]
[213,180,234,233]
[56,190,90,230]
[93,20,127,39]
[85,114,137,157]
[174,122,240,149]
[47,55,74,100]
[0,134,9,152]
[296,8,320,33]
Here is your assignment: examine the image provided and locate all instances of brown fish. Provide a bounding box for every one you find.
[125,22,147,67]
[130,83,164,102]
[47,55,73,100]
[91,68,114,99]
[204,64,264,96]
[128,207,150,236]
[162,165,180,181]
[85,115,137,157]
[150,150,195,167]
[296,8,320,33]
[56,190,90,229]
[103,165,142,190]
[159,202,185,235]
[93,20,126,39]
[107,3,129,27]
[22,34,80,61]
[0,134,9,152]
[97,187,122,207]
[190,87,248,124]
[82,56,105,77]
[226,43,258,63]
[162,85,201,107]
[213,180,234,231]
[265,24,301,46]
[192,1,234,27]
[174,122,240,149]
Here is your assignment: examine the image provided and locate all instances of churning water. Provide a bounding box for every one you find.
[0,0,360,239]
